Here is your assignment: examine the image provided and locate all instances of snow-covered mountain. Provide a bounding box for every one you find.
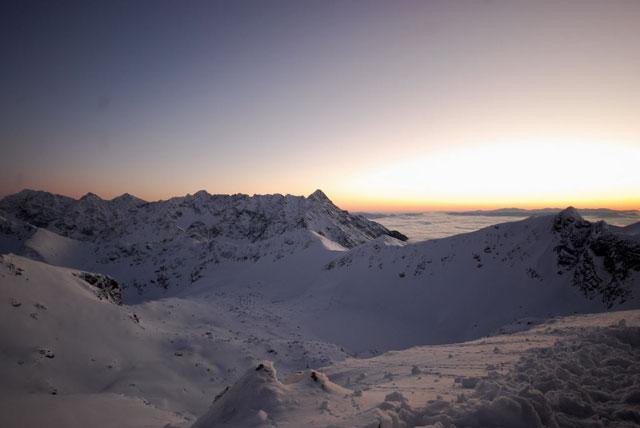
[0,189,406,247]
[0,189,407,298]
[1,189,640,427]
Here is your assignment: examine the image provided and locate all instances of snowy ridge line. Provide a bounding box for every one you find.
[0,189,407,297]
[0,188,407,246]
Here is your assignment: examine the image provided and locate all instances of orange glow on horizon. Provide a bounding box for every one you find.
[3,140,638,213]
[334,196,640,213]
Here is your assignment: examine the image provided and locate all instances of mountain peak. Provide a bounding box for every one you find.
[80,192,102,202]
[12,189,48,199]
[553,206,589,233]
[308,189,331,203]
[557,206,582,221]
[111,193,144,204]
[113,192,131,200]
[193,190,210,198]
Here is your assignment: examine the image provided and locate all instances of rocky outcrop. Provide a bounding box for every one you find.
[76,272,122,304]
[553,207,640,308]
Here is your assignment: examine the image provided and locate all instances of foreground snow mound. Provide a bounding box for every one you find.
[367,324,640,428]
[193,361,352,427]
[193,362,288,427]
[192,315,640,428]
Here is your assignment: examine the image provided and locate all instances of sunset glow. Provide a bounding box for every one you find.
[2,1,639,211]
[335,140,640,211]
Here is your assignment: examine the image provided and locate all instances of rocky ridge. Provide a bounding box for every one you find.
[0,189,407,297]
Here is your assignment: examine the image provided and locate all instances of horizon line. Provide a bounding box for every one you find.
[2,187,639,213]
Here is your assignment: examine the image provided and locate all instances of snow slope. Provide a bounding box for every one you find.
[0,254,347,427]
[618,222,640,237]
[270,207,640,351]
[2,190,640,352]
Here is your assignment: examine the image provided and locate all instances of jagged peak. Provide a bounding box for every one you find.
[80,192,102,202]
[110,193,145,204]
[1,189,74,205]
[553,206,591,234]
[16,188,41,195]
[0,187,405,251]
[113,192,132,199]
[557,206,583,221]
[11,189,51,199]
[192,189,211,198]
[308,189,331,203]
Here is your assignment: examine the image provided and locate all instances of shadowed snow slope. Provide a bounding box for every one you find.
[0,254,348,427]
[297,207,640,350]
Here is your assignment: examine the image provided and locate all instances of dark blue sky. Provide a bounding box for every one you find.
[1,1,385,196]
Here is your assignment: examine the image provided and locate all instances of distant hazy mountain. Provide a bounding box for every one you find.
[447,207,640,218]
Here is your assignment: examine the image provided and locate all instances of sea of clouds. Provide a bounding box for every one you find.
[366,211,639,242]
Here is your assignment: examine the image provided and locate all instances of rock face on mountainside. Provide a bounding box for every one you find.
[75,271,123,304]
[0,189,406,246]
[553,207,640,308]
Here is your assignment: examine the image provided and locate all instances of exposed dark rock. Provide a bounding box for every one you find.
[387,229,409,241]
[553,207,640,308]
[38,348,55,358]
[76,272,122,304]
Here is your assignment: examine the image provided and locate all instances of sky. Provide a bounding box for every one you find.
[1,0,639,211]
